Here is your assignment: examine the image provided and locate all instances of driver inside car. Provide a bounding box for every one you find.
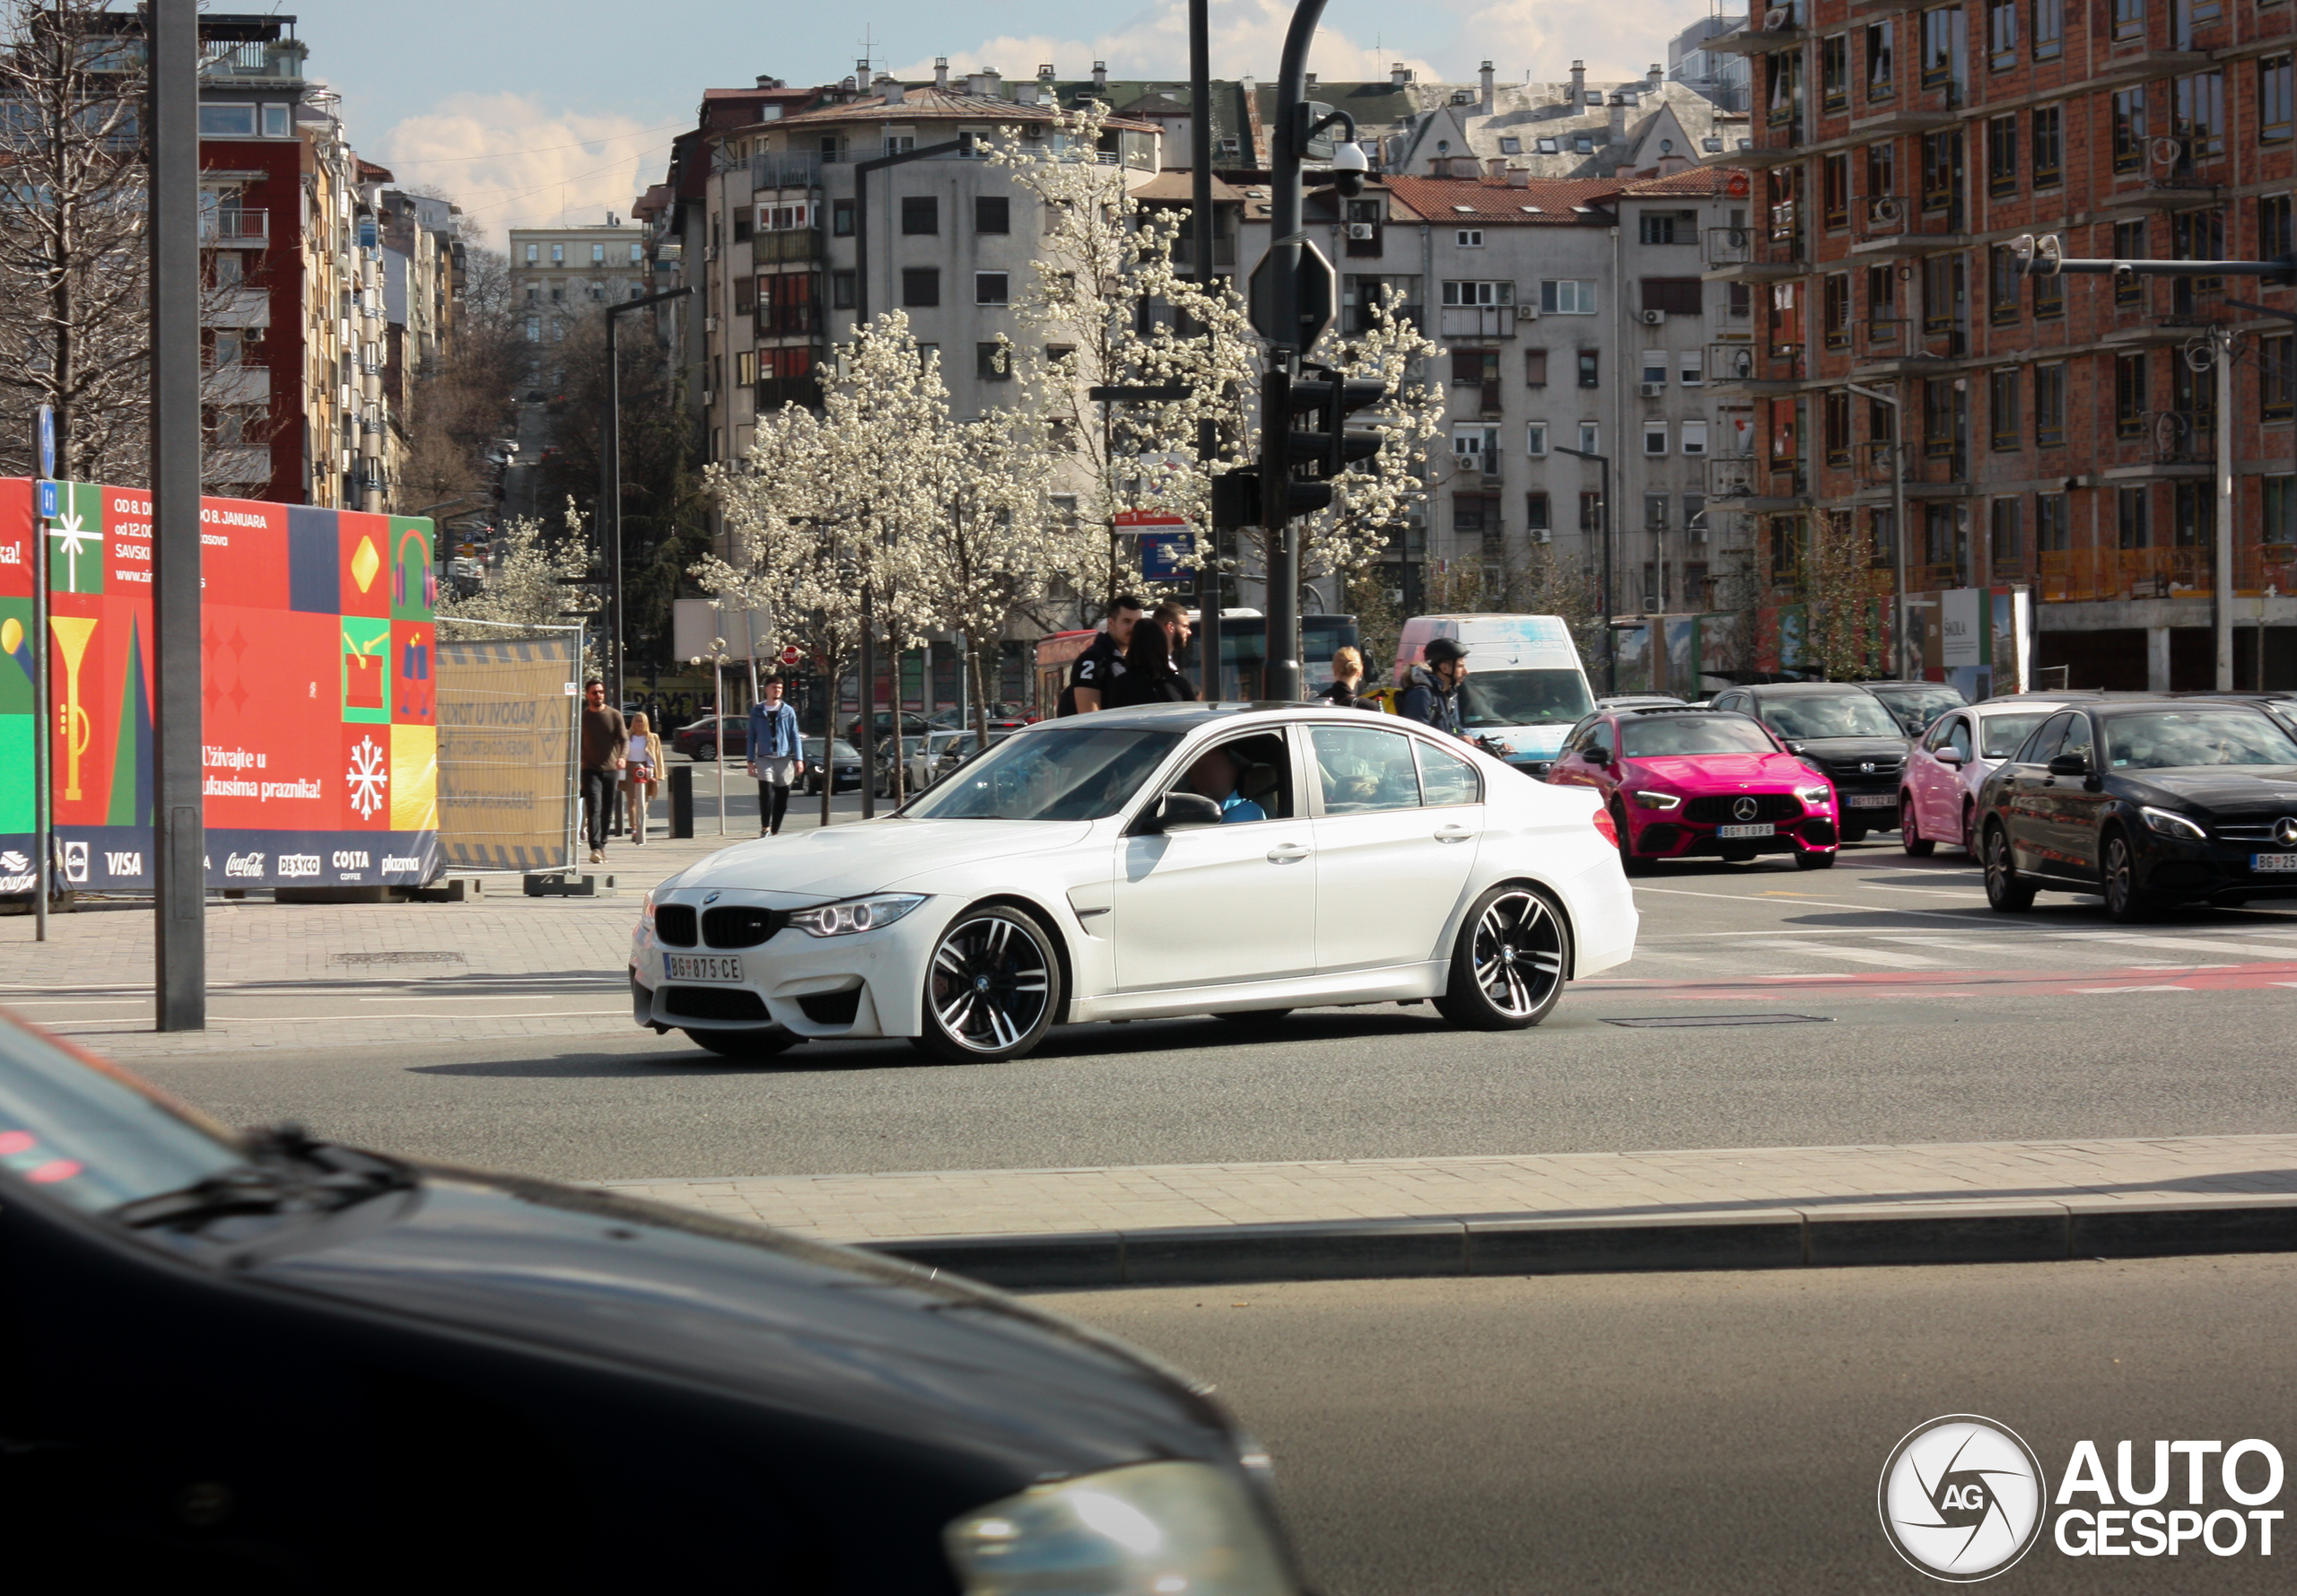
[1185,746,1267,824]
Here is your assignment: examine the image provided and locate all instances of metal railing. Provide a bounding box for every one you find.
[1438,305,1516,338]
[755,228,823,264]
[1704,226,1756,267]
[200,208,267,243]
[1706,342,1757,382]
[2140,409,2213,465]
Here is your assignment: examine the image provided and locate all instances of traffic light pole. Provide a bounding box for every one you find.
[1190,0,1222,699]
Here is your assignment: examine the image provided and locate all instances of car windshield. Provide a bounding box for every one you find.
[1620,716,1777,757]
[1458,668,1595,728]
[1873,686,1967,735]
[1978,712,2052,759]
[2100,711,2297,770]
[1756,693,1905,740]
[0,1022,246,1215]
[901,726,1181,820]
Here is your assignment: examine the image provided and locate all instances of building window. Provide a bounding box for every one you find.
[1822,153,1851,229]
[2115,352,2148,438]
[1644,493,1672,531]
[2266,476,2297,545]
[2111,89,2145,173]
[901,196,938,235]
[1823,272,1851,348]
[1987,116,2018,199]
[197,102,257,136]
[523,243,538,264]
[1641,276,1704,315]
[1823,389,1852,466]
[1457,229,1485,249]
[733,276,756,315]
[2113,219,2148,307]
[2264,194,2294,261]
[976,343,1010,380]
[1920,130,1963,215]
[2032,266,2064,319]
[1821,34,1850,110]
[523,316,539,343]
[1524,492,1551,531]
[1922,377,1961,458]
[2174,71,2225,158]
[1921,252,1964,335]
[1443,280,1515,306]
[1578,423,1601,456]
[2037,492,2069,552]
[550,243,564,265]
[591,243,606,264]
[2174,483,2214,549]
[1641,350,1668,386]
[1919,6,1961,92]
[2170,207,2224,311]
[2265,334,2296,422]
[1991,498,2022,566]
[1524,349,1549,386]
[1680,351,1704,387]
[2113,0,2144,42]
[1989,367,2021,449]
[1638,210,1697,245]
[1866,20,1897,100]
[1682,420,1712,457]
[2033,0,2064,59]
[1541,279,1597,314]
[2264,57,2294,144]
[1989,245,2022,326]
[1452,492,1500,532]
[2030,362,2065,448]
[2118,486,2151,549]
[832,200,855,237]
[1867,261,1899,335]
[1644,422,1669,457]
[975,271,1009,305]
[1577,349,1601,388]
[1870,507,1898,567]
[1452,348,1499,388]
[1526,422,1549,456]
[1987,0,2018,69]
[1768,48,1806,144]
[830,270,856,309]
[2031,106,2062,188]
[1865,139,1898,207]
[902,267,939,307]
[975,195,1010,233]
[734,350,758,388]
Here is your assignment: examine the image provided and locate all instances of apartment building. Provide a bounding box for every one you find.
[507,222,651,344]
[1716,0,2296,690]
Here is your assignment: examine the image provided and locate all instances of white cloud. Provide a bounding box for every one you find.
[1458,0,1718,83]
[371,92,676,249]
[892,0,1437,89]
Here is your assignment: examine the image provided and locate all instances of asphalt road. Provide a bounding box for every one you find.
[1044,1254,2297,1595]
[125,844,2297,1184]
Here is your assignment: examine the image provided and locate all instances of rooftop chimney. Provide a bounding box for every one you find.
[1569,60,1585,107]
[1480,59,1495,116]
[934,57,949,91]
[1608,92,1628,142]
[1039,63,1055,81]
[1391,63,1411,88]
[1486,156,1506,179]
[878,74,904,105]
[1305,72,1317,91]
[965,69,991,97]
[1093,60,1108,91]
[1506,165,1531,188]
[1648,62,1664,88]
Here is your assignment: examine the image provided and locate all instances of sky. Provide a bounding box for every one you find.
[278,0,1722,247]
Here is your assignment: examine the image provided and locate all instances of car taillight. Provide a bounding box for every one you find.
[1592,807,1619,847]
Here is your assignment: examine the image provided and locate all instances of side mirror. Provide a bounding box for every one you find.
[2047,753,2088,778]
[1143,791,1224,833]
[1582,747,1610,766]
[1935,746,1966,767]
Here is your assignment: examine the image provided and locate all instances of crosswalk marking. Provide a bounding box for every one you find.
[1739,940,1947,968]
[2073,935,2297,960]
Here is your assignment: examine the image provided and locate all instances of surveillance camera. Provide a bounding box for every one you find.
[1330,141,1368,197]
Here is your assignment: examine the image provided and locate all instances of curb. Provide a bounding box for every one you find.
[855,1192,2297,1290]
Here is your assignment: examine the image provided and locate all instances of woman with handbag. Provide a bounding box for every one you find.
[621,711,663,845]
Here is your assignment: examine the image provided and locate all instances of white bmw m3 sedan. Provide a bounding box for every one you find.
[631,703,1638,1063]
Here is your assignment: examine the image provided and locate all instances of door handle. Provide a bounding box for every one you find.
[1266,842,1311,862]
[1433,825,1475,843]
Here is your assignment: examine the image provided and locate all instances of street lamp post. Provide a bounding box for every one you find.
[1845,381,1911,679]
[1555,445,1615,693]
[602,286,693,711]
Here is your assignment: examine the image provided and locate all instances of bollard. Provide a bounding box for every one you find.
[669,763,695,838]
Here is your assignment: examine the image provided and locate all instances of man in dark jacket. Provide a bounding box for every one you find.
[579,679,627,862]
[1396,638,1470,738]
[1060,595,1144,715]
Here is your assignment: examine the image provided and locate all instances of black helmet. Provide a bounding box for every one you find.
[1423,637,1470,667]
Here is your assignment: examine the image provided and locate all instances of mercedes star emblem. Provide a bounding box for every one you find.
[1733,796,1760,822]
[2277,817,2297,849]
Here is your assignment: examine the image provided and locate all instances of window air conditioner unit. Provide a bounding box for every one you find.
[1642,309,1665,325]
[1688,528,1709,545]
[1639,382,1666,397]
[1347,222,1376,240]
[705,316,718,333]
[1531,528,1552,545]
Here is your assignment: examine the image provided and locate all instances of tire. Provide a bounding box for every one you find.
[1720,846,1757,862]
[683,1027,800,1060]
[912,904,1061,1063]
[2101,832,2157,923]
[1610,802,1654,876]
[694,741,716,763]
[1984,822,2037,911]
[1961,802,1978,856]
[1793,848,1837,870]
[1840,823,1869,844]
[1434,885,1570,1031]
[1213,1007,1293,1028]
[1900,796,1935,857]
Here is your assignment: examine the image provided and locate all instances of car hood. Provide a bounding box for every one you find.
[2118,766,2297,810]
[250,1168,1234,1490]
[1625,752,1812,789]
[669,819,1094,897]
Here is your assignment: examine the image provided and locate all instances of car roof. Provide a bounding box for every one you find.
[1619,705,1747,718]
[2085,698,2281,719]
[1035,702,1384,732]
[1741,681,1875,695]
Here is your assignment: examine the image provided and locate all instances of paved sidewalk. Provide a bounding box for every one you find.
[608,1132,2297,1242]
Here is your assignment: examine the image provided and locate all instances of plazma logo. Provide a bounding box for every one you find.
[1879,1415,2046,1582]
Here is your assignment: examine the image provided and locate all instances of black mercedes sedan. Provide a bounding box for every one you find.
[1973,700,2297,920]
[0,1023,1299,1592]
[1706,681,1910,842]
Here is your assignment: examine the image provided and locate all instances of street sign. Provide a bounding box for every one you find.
[36,405,54,479]
[1247,240,1336,348]
[779,644,803,667]
[35,480,57,521]
[1140,530,1196,582]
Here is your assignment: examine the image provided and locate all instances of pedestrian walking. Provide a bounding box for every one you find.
[1321,645,1370,709]
[747,675,806,836]
[1105,599,1197,707]
[622,712,662,846]
[579,678,627,863]
[1396,638,1471,738]
[1060,594,1144,715]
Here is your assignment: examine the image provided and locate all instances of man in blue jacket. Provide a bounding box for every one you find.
[1397,638,1470,737]
[746,676,807,835]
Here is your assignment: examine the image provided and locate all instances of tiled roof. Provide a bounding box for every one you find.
[770,89,1154,132]
[1382,174,1621,224]
[1621,166,1743,196]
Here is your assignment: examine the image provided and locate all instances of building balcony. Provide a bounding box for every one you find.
[200,208,268,244]
[205,286,270,330]
[758,372,821,411]
[2036,545,2218,603]
[1438,305,1516,338]
[1849,106,1962,137]
[755,228,823,264]
[200,362,269,406]
[1705,454,1761,498]
[751,152,825,190]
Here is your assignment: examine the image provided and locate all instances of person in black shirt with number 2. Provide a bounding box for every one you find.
[1061,594,1144,716]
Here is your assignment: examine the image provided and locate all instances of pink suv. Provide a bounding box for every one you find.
[1550,706,1841,872]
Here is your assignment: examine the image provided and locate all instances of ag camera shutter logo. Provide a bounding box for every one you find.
[1879,1415,2046,1582]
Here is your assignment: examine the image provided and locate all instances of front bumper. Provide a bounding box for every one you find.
[1829,781,1902,828]
[1628,813,1838,859]
[631,893,949,1039]
[2135,837,2297,903]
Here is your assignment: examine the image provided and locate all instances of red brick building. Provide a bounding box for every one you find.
[1716,0,2296,689]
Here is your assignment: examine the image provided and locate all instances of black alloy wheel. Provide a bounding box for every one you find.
[693,741,717,763]
[682,1028,800,1060]
[1794,848,1837,870]
[1436,885,1570,1031]
[1984,823,2037,911]
[915,905,1061,1063]
[2101,832,2156,924]
[1900,795,1935,857]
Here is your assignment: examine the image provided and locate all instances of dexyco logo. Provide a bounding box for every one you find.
[1879,1415,2046,1582]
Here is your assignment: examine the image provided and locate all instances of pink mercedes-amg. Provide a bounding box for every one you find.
[1547,705,1842,872]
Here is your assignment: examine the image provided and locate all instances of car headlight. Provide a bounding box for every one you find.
[1796,784,1832,807]
[786,893,927,938]
[1630,789,1681,810]
[2139,805,2207,842]
[945,1461,1294,1595]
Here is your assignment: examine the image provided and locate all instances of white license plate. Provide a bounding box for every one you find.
[2255,853,2297,873]
[666,954,744,981]
[1716,823,1776,839]
[1848,794,1898,808]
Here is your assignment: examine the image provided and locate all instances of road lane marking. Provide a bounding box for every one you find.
[1845,880,1985,897]
[1742,940,1947,968]
[2074,985,2195,993]
[2081,935,2297,959]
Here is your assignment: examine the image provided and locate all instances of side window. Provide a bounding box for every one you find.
[2059,713,2095,767]
[1416,738,1481,806]
[2019,711,2074,765]
[1924,715,1958,752]
[1310,725,1423,814]
[1587,720,1616,762]
[1169,730,1294,822]
[1946,718,1974,763]
[1561,716,1597,754]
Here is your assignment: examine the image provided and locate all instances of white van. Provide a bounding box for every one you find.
[1393,614,1595,778]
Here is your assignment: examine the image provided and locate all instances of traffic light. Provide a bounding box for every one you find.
[1292,362,1388,480]
[1256,362,1385,526]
